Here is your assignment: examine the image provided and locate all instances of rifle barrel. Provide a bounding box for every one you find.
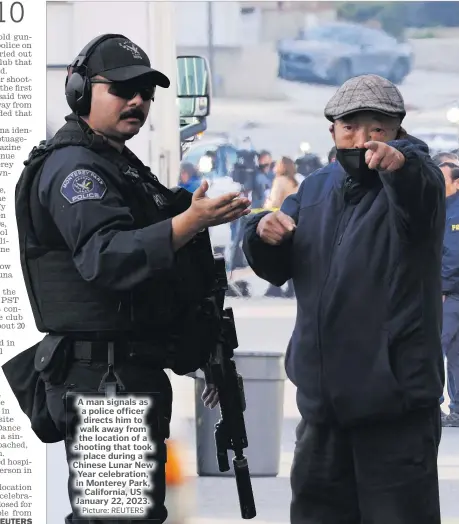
[233,455,257,519]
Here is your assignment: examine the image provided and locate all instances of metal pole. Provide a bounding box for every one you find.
[147,1,180,188]
[207,1,215,96]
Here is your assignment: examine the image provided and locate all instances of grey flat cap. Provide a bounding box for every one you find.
[324,74,406,122]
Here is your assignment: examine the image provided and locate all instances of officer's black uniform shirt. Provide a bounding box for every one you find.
[38,142,174,292]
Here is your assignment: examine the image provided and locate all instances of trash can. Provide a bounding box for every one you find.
[194,350,286,477]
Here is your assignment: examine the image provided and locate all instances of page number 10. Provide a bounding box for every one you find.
[0,2,24,23]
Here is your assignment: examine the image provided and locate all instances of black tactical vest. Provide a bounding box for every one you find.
[16,115,216,342]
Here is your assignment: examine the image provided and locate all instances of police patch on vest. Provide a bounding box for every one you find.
[153,193,166,207]
[60,170,107,205]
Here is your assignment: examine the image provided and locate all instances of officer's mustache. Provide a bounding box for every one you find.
[120,109,145,122]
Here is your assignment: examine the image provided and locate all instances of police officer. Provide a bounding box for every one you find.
[433,152,459,427]
[12,34,250,524]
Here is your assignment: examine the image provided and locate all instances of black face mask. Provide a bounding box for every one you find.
[336,148,378,183]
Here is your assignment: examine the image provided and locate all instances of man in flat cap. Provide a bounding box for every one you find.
[243,74,445,524]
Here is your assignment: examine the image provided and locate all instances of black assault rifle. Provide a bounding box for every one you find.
[202,254,256,520]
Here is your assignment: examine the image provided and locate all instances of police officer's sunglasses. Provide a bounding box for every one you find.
[90,79,156,101]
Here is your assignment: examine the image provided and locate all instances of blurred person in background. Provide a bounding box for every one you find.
[263,156,299,298]
[178,162,201,193]
[295,145,323,179]
[328,145,337,163]
[432,151,459,193]
[227,150,275,281]
[264,156,299,210]
[258,149,275,185]
[243,74,445,524]
[253,149,275,208]
[230,150,273,273]
[231,145,259,245]
[434,152,459,427]
[233,143,259,196]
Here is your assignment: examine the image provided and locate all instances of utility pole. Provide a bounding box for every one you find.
[147,1,180,188]
[207,1,215,96]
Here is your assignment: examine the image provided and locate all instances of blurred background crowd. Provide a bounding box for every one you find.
[46,0,459,298]
[168,0,459,299]
[178,129,458,300]
[178,139,338,298]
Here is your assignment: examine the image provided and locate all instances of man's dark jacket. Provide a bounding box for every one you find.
[442,191,459,297]
[243,137,445,427]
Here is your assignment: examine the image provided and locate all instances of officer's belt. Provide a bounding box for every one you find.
[72,340,171,366]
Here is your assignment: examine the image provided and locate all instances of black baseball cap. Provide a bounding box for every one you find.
[86,37,170,88]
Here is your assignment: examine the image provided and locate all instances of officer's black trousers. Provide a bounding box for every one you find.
[290,407,441,524]
[45,359,173,524]
[441,296,459,413]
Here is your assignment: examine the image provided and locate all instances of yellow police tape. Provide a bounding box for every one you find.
[250,207,279,214]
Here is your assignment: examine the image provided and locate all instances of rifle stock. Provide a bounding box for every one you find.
[202,254,256,519]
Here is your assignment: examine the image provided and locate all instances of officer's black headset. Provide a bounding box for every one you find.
[65,33,127,116]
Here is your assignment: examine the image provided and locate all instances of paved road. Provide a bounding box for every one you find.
[184,419,459,524]
[207,69,459,160]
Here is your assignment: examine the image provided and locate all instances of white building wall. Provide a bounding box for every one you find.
[46,1,181,186]
[175,1,242,47]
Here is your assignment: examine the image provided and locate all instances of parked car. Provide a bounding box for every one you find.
[277,22,413,85]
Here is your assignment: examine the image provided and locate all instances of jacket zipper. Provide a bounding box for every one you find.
[337,206,356,245]
[316,177,353,415]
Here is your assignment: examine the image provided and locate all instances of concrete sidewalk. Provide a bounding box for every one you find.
[187,517,459,524]
[170,297,458,523]
[183,427,459,524]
